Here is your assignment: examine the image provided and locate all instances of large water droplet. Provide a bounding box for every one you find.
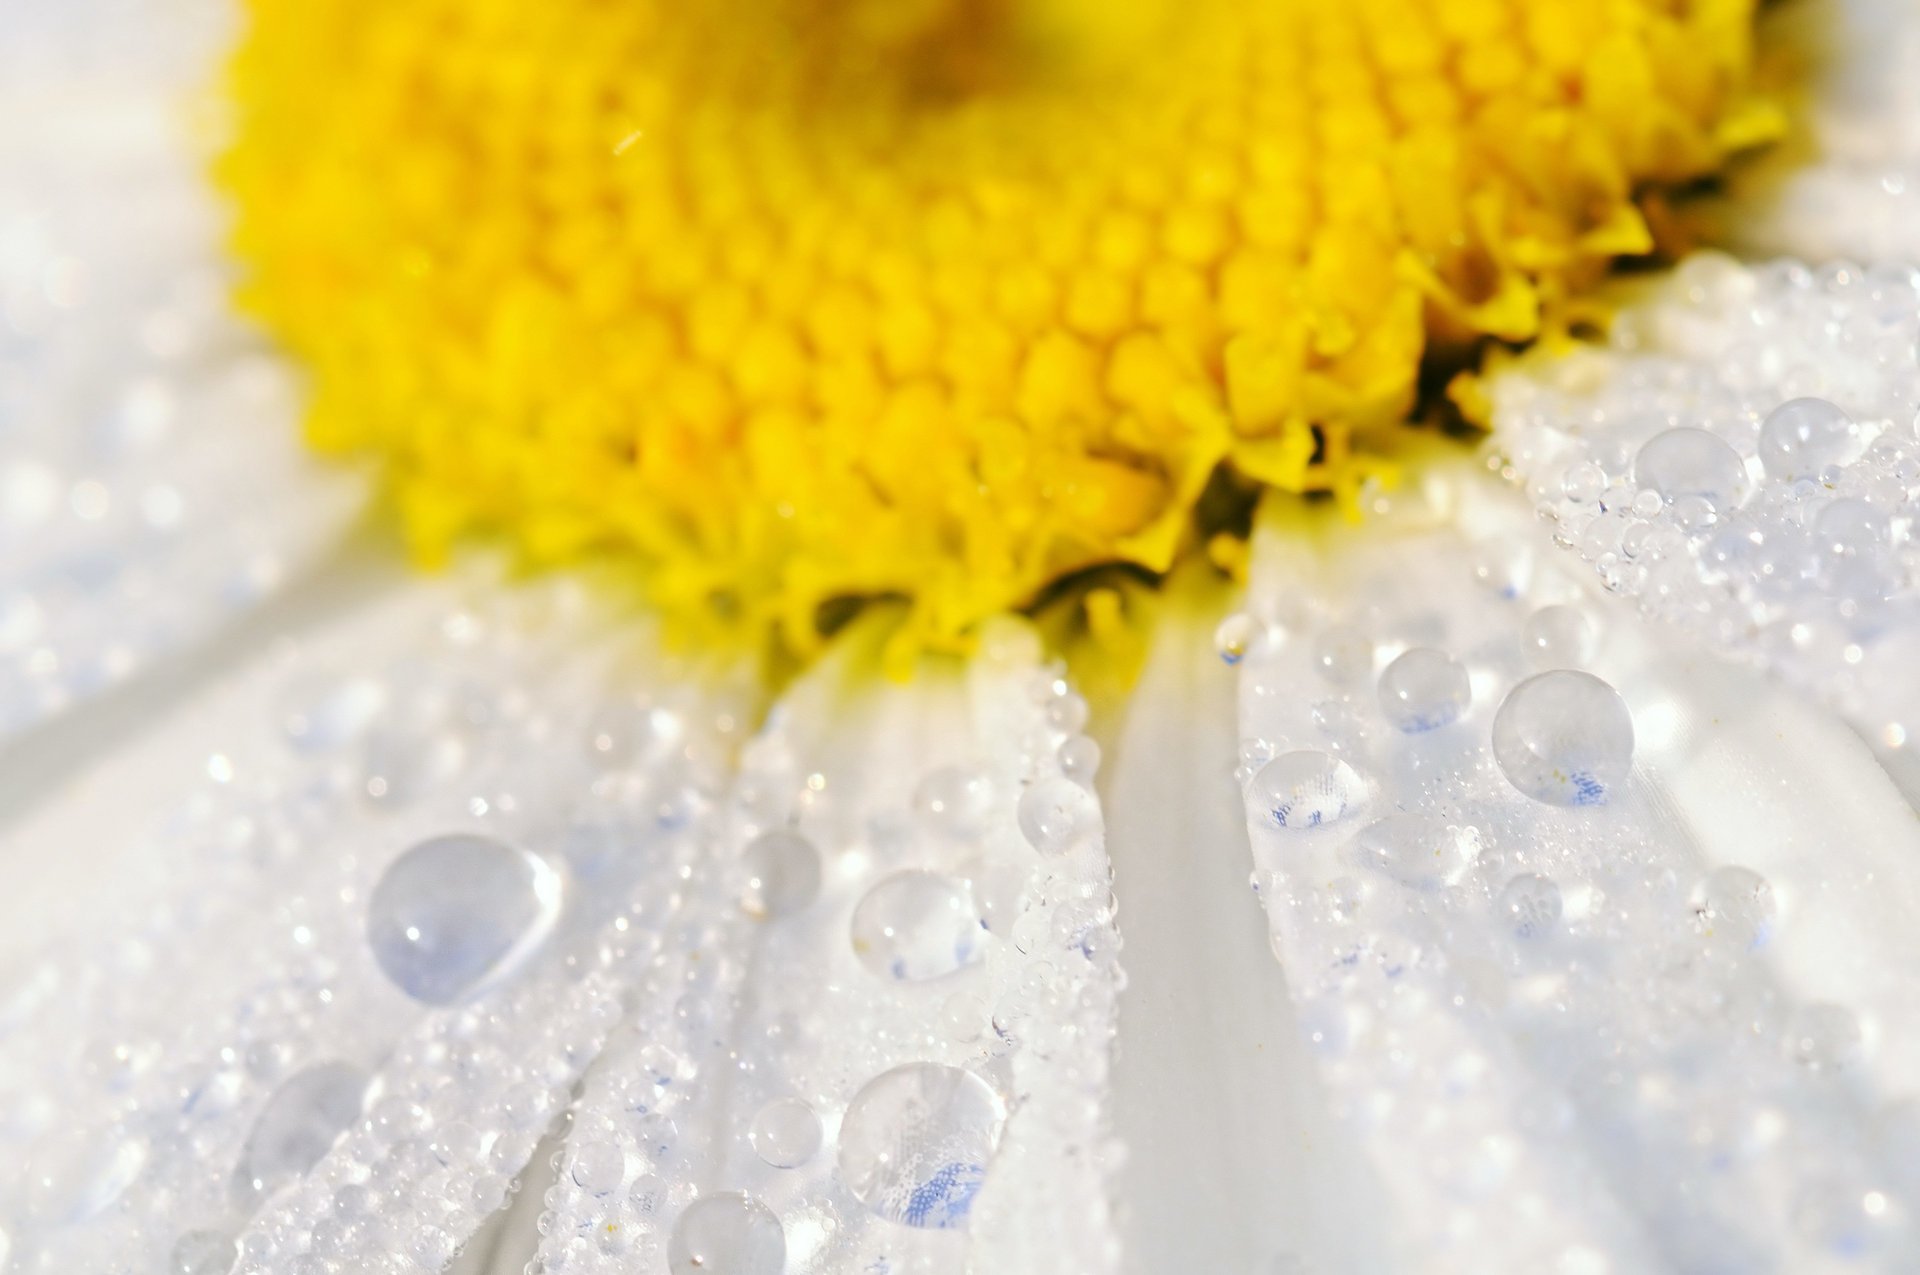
[750,1097,822,1169]
[1491,671,1634,806]
[850,871,985,982]
[739,829,822,919]
[1634,426,1749,512]
[1351,814,1479,889]
[1759,397,1856,480]
[367,833,563,1004]
[667,1192,785,1275]
[1248,751,1366,830]
[1376,648,1470,732]
[837,1063,1006,1229]
[231,1061,366,1208]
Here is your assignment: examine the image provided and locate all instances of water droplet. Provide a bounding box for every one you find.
[667,1192,785,1275]
[1351,815,1479,889]
[569,1140,627,1194]
[850,871,985,981]
[367,834,563,1003]
[1016,778,1100,853]
[1058,735,1101,786]
[232,1061,367,1208]
[1312,625,1373,685]
[739,829,822,919]
[750,1097,822,1168]
[1046,691,1090,734]
[912,767,996,840]
[1376,648,1470,732]
[1693,865,1775,950]
[837,1063,1006,1229]
[1498,874,1563,938]
[1521,605,1598,671]
[1248,751,1365,830]
[1634,426,1749,511]
[1760,397,1856,480]
[1214,612,1263,664]
[27,1132,149,1225]
[1491,671,1634,806]
[170,1230,235,1275]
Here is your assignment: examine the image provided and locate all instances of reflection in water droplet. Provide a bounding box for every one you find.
[367,834,563,1004]
[837,1062,1006,1230]
[1491,671,1634,806]
[850,871,986,982]
[667,1192,785,1275]
[1248,751,1365,831]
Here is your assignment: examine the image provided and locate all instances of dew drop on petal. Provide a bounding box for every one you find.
[1491,671,1634,806]
[1376,648,1470,732]
[912,766,996,840]
[1352,814,1479,889]
[1312,624,1373,685]
[1759,397,1856,480]
[1214,612,1262,665]
[837,1063,1006,1230]
[667,1192,785,1275]
[231,1061,367,1208]
[1016,778,1100,854]
[1498,873,1563,938]
[739,829,822,920]
[1694,865,1776,950]
[1521,605,1598,671]
[750,1097,822,1169]
[850,870,985,981]
[367,833,563,1004]
[1634,426,1749,511]
[1248,751,1365,830]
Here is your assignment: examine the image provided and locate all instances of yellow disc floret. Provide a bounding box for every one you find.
[221,0,1767,657]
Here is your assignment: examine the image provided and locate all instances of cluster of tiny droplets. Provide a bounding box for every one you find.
[0,587,1123,1275]
[1223,502,1914,1271]
[0,0,364,740]
[0,575,747,1274]
[1488,252,1920,755]
[528,616,1123,1275]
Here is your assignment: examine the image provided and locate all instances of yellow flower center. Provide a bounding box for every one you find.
[220,0,1767,658]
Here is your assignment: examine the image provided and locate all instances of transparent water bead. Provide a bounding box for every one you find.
[912,766,996,841]
[1498,873,1564,939]
[1214,612,1263,665]
[1058,734,1101,787]
[1694,865,1776,951]
[1248,751,1365,831]
[1016,778,1101,854]
[1760,397,1856,481]
[1376,648,1470,732]
[26,1132,149,1225]
[666,1191,785,1275]
[1633,426,1750,513]
[1491,671,1635,806]
[366,833,563,1004]
[1352,814,1479,890]
[1522,605,1598,671]
[569,1140,627,1194]
[740,829,823,919]
[231,1061,367,1207]
[837,1062,1007,1230]
[850,870,985,981]
[750,1097,822,1169]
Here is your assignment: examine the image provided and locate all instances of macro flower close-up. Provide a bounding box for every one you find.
[7,0,1920,1272]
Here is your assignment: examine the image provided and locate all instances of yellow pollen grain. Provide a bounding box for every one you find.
[220,0,1768,659]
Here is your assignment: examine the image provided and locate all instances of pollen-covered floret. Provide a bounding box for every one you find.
[221,0,1770,657]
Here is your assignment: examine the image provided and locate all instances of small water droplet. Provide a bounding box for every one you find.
[1634,426,1749,511]
[1521,605,1598,671]
[739,829,822,919]
[1352,814,1479,889]
[1376,648,1470,732]
[1760,397,1856,480]
[1016,778,1100,853]
[1693,865,1775,950]
[1498,873,1563,938]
